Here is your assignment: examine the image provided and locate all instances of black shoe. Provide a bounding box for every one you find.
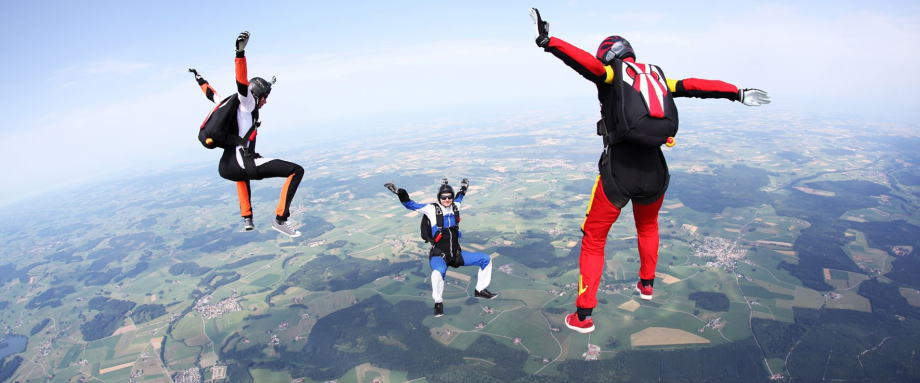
[475,289,498,300]
[434,302,444,317]
[242,217,254,231]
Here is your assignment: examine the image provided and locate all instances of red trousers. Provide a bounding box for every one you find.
[576,176,664,309]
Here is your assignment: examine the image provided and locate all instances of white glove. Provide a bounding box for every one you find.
[740,88,770,106]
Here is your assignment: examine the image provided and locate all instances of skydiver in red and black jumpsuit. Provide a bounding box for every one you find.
[529,9,770,333]
[189,31,304,238]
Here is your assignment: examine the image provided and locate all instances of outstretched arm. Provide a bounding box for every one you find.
[667,78,771,105]
[189,68,219,103]
[666,78,739,100]
[385,183,426,210]
[545,38,610,84]
[531,8,609,84]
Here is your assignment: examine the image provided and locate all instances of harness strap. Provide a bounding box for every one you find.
[432,204,444,242]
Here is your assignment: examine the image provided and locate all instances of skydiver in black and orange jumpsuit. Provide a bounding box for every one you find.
[189,31,304,237]
[529,9,770,333]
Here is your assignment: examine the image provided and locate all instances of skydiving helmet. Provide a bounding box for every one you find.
[438,180,455,200]
[249,76,276,101]
[596,35,635,64]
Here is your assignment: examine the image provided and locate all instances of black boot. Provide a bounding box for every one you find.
[475,289,498,299]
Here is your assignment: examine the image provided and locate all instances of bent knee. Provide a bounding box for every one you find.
[430,266,447,277]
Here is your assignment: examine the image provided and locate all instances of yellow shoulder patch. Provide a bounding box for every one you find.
[667,78,678,92]
[604,65,615,84]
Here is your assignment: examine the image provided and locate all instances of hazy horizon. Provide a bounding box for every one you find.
[2,0,919,208]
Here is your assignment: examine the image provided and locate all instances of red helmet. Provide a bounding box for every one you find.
[596,36,635,63]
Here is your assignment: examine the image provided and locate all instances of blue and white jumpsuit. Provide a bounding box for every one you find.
[402,193,493,304]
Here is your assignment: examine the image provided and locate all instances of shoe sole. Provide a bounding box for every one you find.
[434,313,444,317]
[635,287,653,300]
[565,320,595,334]
[272,226,301,238]
[476,294,498,300]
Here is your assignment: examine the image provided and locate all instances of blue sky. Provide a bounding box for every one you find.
[2,0,919,207]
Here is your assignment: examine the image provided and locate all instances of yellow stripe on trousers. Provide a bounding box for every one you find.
[581,175,601,230]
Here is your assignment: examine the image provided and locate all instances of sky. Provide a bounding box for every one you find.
[1,0,919,208]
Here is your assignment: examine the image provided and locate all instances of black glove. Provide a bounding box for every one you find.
[188,68,205,84]
[384,183,398,195]
[236,31,250,53]
[397,188,410,203]
[384,183,410,202]
[460,178,470,189]
[529,8,550,48]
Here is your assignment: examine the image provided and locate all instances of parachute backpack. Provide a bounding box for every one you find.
[595,36,679,147]
[599,59,679,147]
[197,74,274,150]
[420,203,460,244]
[198,95,256,149]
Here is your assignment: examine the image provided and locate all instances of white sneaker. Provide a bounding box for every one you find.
[272,219,301,238]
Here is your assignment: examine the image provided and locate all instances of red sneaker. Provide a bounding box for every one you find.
[636,280,653,300]
[565,313,595,333]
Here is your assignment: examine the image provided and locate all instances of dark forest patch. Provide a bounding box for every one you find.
[26,286,76,309]
[220,295,529,382]
[670,165,771,213]
[169,262,211,277]
[218,255,275,270]
[286,255,415,292]
[131,304,166,324]
[81,298,136,341]
[774,180,889,291]
[688,291,730,311]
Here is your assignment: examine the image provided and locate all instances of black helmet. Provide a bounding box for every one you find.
[596,36,635,64]
[249,76,273,100]
[437,183,455,200]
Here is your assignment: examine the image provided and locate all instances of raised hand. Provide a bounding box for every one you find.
[460,178,470,189]
[236,31,250,52]
[188,68,203,81]
[384,183,398,195]
[529,8,550,47]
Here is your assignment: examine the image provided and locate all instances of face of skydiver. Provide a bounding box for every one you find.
[257,96,268,109]
[439,193,454,208]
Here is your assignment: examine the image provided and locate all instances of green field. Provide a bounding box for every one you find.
[2,115,920,382]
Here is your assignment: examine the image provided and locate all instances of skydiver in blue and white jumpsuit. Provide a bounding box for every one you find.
[385,179,497,317]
